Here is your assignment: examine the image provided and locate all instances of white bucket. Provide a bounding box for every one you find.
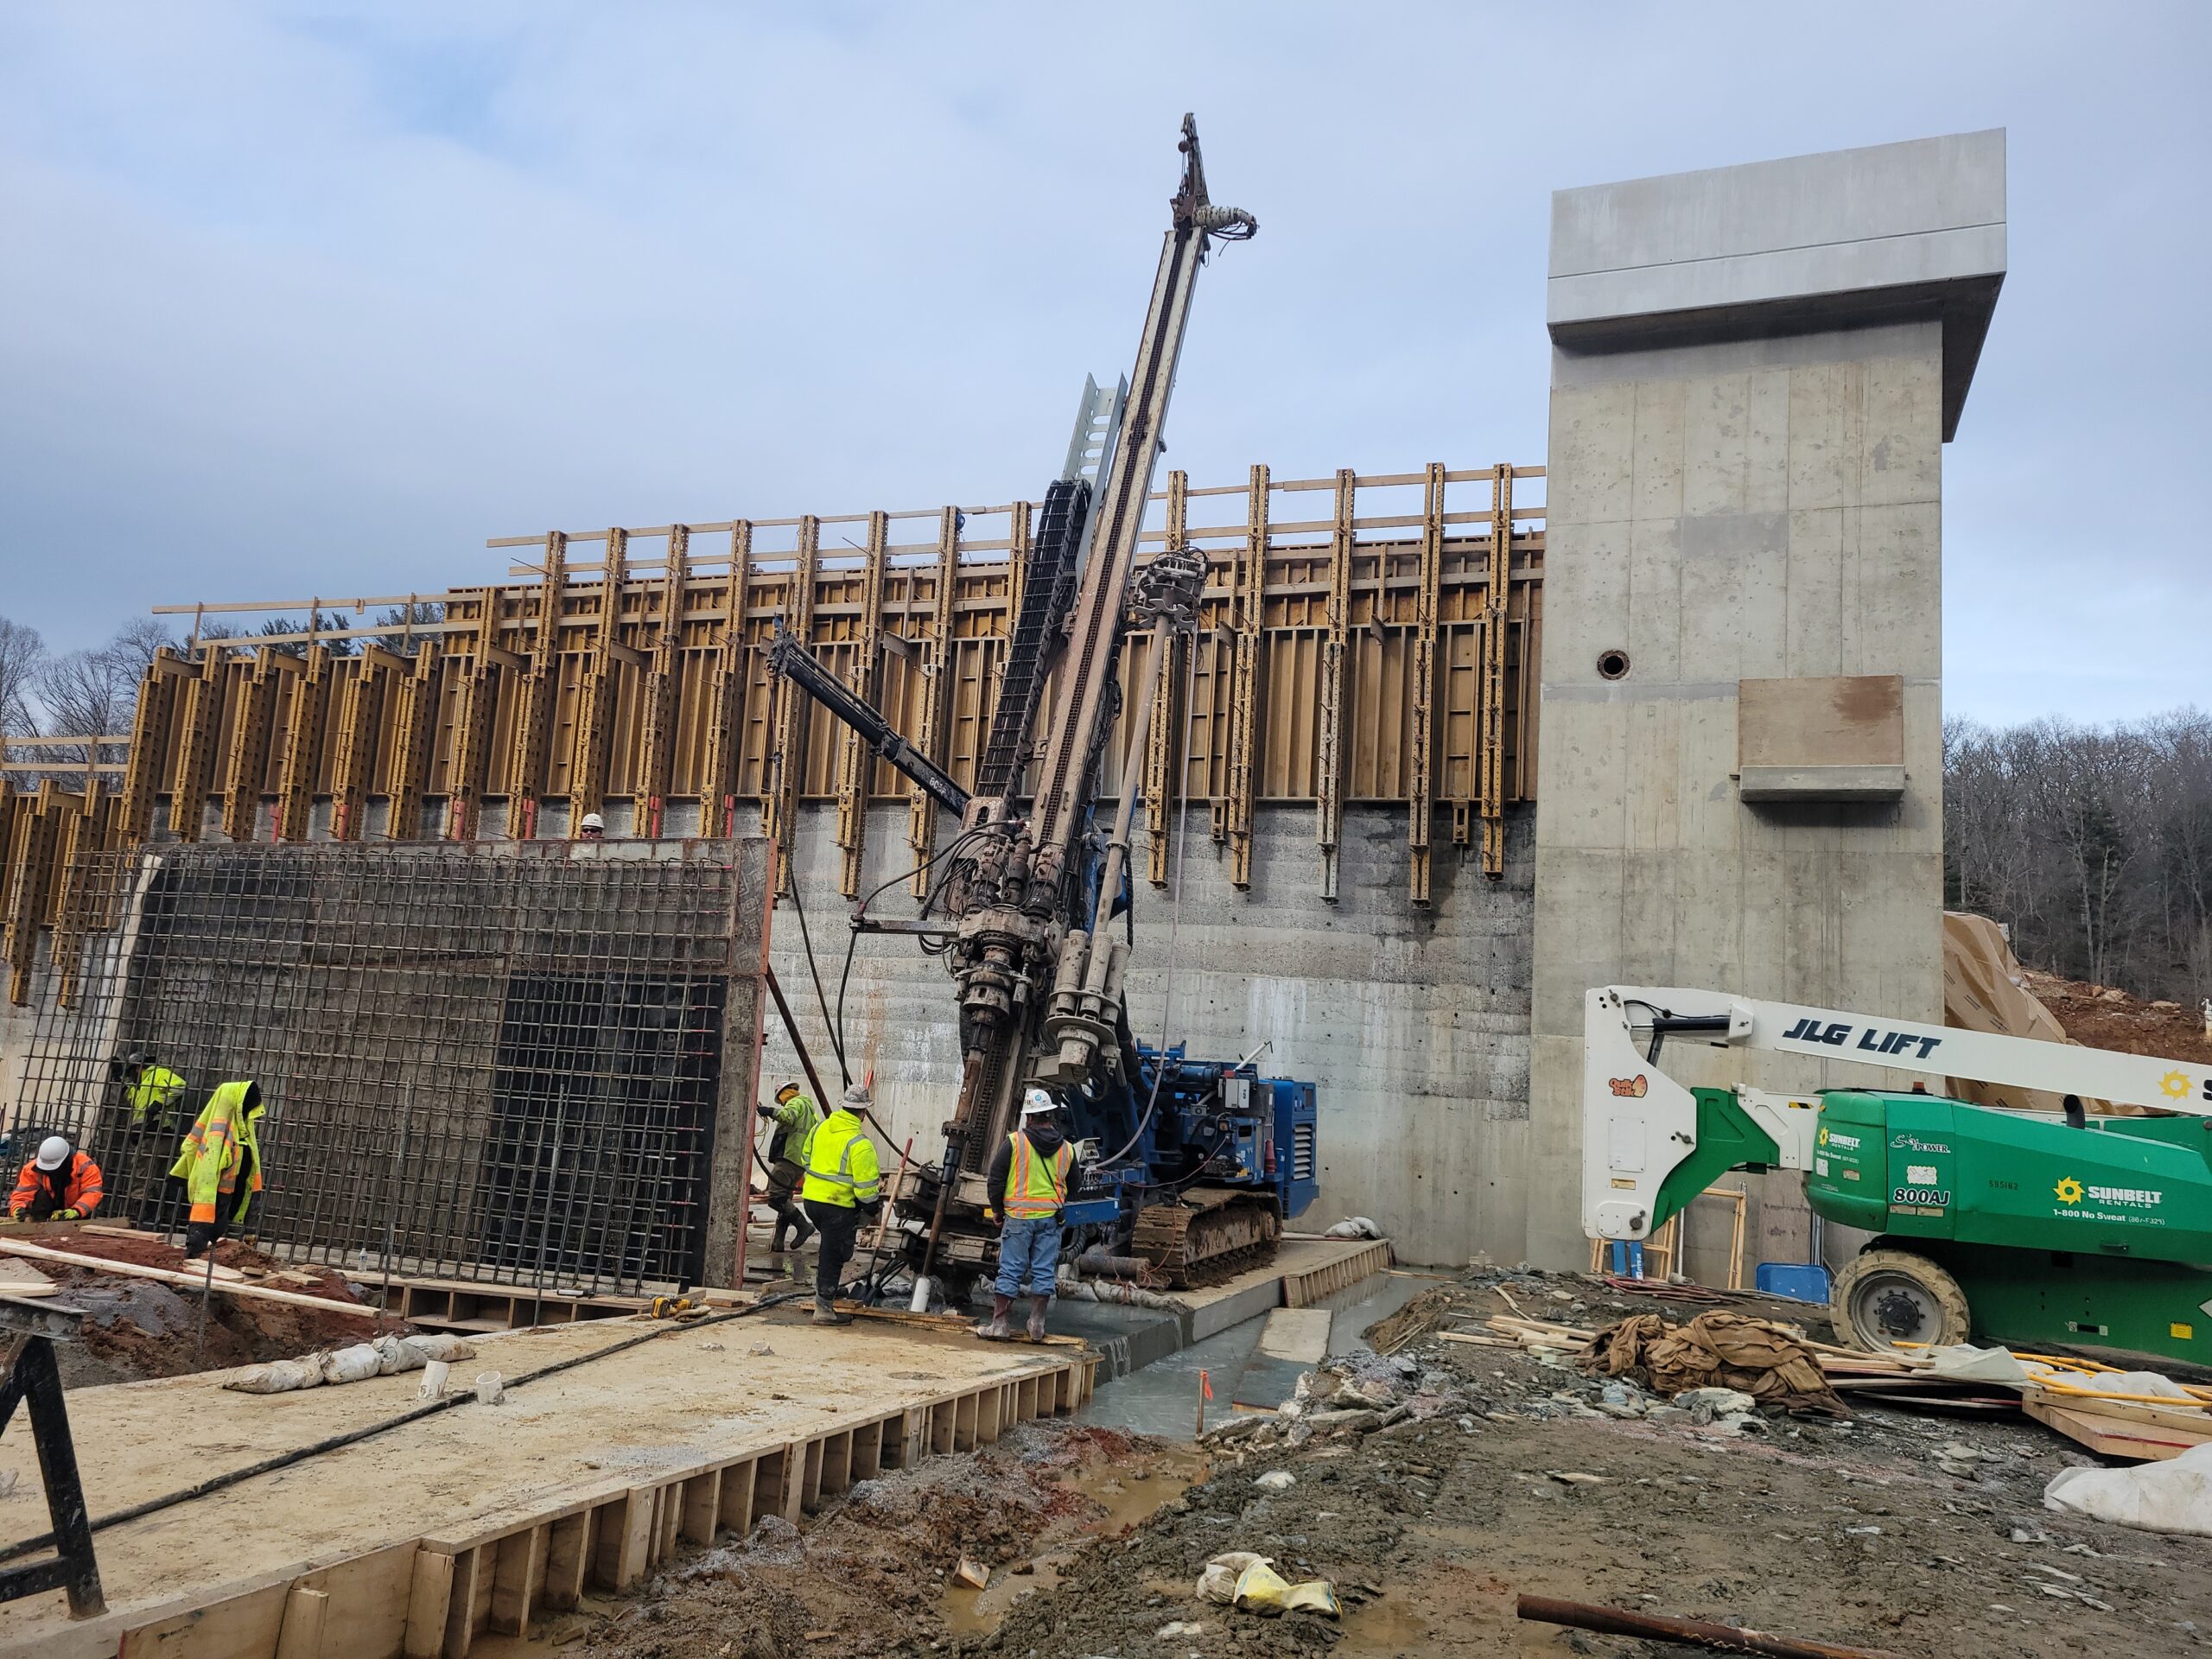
[418,1359,449,1400]
[474,1370,505,1406]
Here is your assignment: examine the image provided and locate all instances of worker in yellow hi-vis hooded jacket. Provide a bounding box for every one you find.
[171,1079,266,1260]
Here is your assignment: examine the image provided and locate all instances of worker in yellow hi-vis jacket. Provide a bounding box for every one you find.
[171,1080,266,1260]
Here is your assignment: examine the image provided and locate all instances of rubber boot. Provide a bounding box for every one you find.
[1027,1295,1050,1343]
[974,1294,1014,1340]
[770,1216,790,1255]
[787,1206,816,1249]
[811,1294,853,1327]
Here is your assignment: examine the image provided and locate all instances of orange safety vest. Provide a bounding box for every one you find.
[1002,1131,1074,1220]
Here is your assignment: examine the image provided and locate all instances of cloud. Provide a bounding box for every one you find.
[0,3,2204,725]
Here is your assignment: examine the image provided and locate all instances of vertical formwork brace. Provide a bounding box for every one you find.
[170,648,225,845]
[1144,472,1189,888]
[640,525,690,840]
[117,652,181,849]
[1407,462,1446,905]
[572,529,629,836]
[1223,465,1267,889]
[762,516,819,894]
[1313,468,1355,902]
[510,531,569,842]
[48,782,103,1008]
[702,524,753,840]
[835,512,889,899]
[446,593,505,842]
[1478,464,1515,878]
[330,646,399,842]
[906,506,961,895]
[388,644,441,842]
[3,783,60,1005]
[277,644,333,842]
[221,647,284,844]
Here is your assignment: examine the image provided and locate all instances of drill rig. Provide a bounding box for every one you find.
[769,117,1315,1294]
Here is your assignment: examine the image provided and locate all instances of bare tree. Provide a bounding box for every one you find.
[0,614,45,737]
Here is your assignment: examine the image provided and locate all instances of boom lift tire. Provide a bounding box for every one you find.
[1830,1248,1971,1351]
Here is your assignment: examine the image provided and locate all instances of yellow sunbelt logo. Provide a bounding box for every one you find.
[2054,1177,2084,1205]
[2161,1070,2192,1101]
[2053,1175,2164,1209]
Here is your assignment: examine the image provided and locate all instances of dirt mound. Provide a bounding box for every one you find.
[25,1230,404,1387]
[2024,969,2212,1064]
[559,1423,1191,1658]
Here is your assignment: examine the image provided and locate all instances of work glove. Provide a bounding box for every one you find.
[55,1209,81,1221]
[982,1207,996,1224]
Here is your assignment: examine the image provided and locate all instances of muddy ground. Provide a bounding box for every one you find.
[491,1268,2212,1658]
[2027,968,2212,1065]
[23,1230,404,1387]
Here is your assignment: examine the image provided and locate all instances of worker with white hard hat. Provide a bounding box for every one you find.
[976,1087,1074,1342]
[7,1135,105,1224]
[579,812,606,840]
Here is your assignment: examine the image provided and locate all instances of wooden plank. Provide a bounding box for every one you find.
[851,1418,884,1481]
[542,1510,590,1614]
[488,1523,549,1636]
[272,1586,329,1659]
[680,1467,722,1545]
[441,1545,484,1659]
[716,1455,758,1539]
[2027,1396,2212,1461]
[404,1548,455,1659]
[121,1583,289,1658]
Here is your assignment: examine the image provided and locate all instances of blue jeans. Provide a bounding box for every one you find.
[994,1215,1062,1298]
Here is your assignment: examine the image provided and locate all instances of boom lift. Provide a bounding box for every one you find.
[1581,985,2212,1364]
[768,118,1318,1295]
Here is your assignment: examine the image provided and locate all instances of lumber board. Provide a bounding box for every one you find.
[0,1238,371,1315]
[2026,1397,2212,1461]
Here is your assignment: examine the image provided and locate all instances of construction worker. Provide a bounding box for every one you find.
[6,1136,104,1223]
[170,1079,266,1260]
[978,1088,1074,1342]
[757,1080,821,1255]
[579,811,607,840]
[118,1052,187,1127]
[799,1082,881,1326]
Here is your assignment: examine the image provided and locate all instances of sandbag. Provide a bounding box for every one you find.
[372,1333,476,1375]
[2045,1441,2212,1536]
[224,1357,326,1395]
[1323,1217,1382,1240]
[320,1343,383,1384]
[1231,1558,1339,1619]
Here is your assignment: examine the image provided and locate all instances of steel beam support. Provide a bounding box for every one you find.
[117,652,181,849]
[508,531,568,841]
[1408,462,1446,905]
[444,591,505,841]
[835,512,889,897]
[1144,472,1189,888]
[702,522,753,838]
[388,643,440,842]
[170,647,226,843]
[570,528,628,836]
[1478,464,1515,877]
[220,647,283,843]
[1314,467,1355,901]
[276,644,333,842]
[639,524,690,838]
[1222,465,1266,889]
[328,649,394,842]
[762,516,819,893]
[906,505,961,895]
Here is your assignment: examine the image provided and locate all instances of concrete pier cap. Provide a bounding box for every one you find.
[1548,130,2006,437]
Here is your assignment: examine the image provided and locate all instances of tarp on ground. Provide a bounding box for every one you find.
[1942,911,2128,1114]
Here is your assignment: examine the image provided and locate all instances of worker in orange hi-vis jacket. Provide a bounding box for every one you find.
[6,1135,105,1222]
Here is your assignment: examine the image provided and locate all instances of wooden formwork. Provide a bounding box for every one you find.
[1280,1238,1394,1308]
[105,1353,1094,1659]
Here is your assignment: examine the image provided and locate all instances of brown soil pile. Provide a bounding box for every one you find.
[29,1231,404,1387]
[2024,969,2212,1065]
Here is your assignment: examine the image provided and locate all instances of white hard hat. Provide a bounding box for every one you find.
[1020,1088,1056,1117]
[35,1135,70,1171]
[580,812,606,831]
[842,1083,871,1108]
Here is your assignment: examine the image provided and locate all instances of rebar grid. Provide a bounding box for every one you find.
[17,841,742,1294]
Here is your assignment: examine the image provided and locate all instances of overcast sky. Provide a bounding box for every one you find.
[2,4,2204,727]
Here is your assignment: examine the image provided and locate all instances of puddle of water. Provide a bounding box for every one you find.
[938,1447,1207,1637]
[1077,1316,1267,1437]
[1334,1595,1432,1656]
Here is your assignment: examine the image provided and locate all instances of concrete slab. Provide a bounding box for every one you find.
[1230,1307,1332,1411]
[0,1313,1089,1657]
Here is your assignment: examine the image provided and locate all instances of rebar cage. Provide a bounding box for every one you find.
[16,840,759,1295]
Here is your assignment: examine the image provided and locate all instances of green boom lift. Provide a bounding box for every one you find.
[1580,985,2212,1363]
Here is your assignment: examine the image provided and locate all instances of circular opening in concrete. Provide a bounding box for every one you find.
[1596,649,1630,681]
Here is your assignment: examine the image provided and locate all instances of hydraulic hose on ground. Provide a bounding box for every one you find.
[0,1292,808,1566]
